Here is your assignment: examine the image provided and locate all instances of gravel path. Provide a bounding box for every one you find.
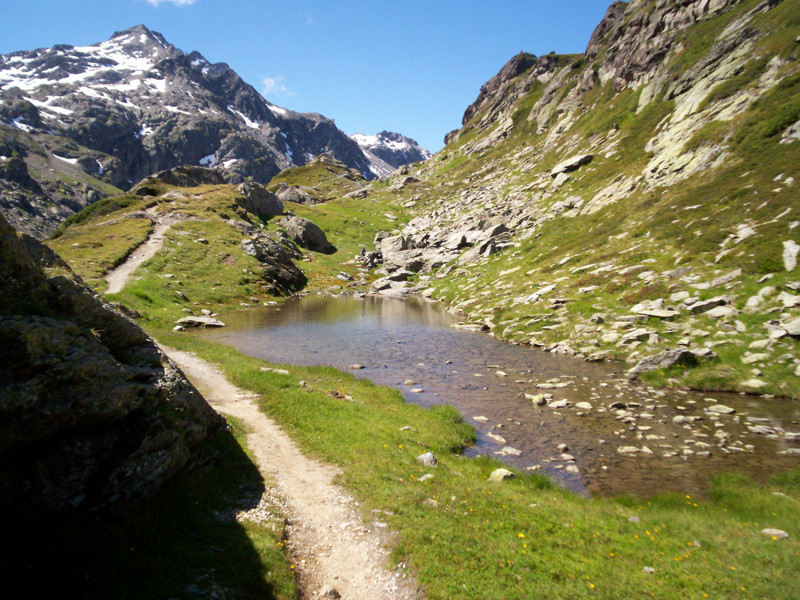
[161,345,421,600]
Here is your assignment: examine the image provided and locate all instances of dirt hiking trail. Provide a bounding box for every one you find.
[162,345,421,600]
[105,208,197,294]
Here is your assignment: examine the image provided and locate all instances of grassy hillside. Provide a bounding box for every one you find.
[359,0,800,398]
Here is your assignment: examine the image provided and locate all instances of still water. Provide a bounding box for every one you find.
[194,294,800,497]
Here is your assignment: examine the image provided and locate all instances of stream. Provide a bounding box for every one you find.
[192,294,800,497]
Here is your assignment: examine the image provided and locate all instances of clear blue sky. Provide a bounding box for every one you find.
[1,0,613,151]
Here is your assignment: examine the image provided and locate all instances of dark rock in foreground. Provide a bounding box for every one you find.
[0,212,224,511]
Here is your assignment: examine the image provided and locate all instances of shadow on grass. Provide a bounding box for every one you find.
[0,429,291,600]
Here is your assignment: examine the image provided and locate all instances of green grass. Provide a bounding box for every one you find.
[110,218,275,327]
[284,194,409,289]
[52,194,145,235]
[48,217,153,289]
[156,332,800,600]
[0,417,296,600]
[266,159,366,200]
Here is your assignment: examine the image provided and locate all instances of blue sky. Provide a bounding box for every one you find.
[1,0,613,151]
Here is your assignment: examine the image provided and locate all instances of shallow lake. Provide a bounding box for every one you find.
[193,294,800,497]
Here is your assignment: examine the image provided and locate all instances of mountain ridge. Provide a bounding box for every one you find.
[0,24,428,238]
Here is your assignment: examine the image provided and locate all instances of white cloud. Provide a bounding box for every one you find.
[262,76,295,98]
[145,0,198,6]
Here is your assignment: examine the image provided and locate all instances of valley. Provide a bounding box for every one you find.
[2,0,800,598]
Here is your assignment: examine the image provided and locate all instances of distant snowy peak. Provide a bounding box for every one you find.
[0,24,177,93]
[0,23,373,188]
[350,131,431,177]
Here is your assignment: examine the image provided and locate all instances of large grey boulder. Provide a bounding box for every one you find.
[236,181,284,218]
[275,183,320,205]
[279,215,335,253]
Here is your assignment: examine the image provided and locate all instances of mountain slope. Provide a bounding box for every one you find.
[0,25,427,237]
[363,0,800,397]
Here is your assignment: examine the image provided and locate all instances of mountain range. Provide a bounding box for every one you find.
[0,24,429,238]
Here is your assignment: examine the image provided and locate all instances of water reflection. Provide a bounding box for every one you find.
[194,294,800,497]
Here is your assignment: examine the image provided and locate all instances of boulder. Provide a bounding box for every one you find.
[551,154,594,177]
[240,231,306,294]
[628,348,700,374]
[416,452,438,467]
[686,296,730,314]
[175,316,226,328]
[274,183,320,205]
[783,240,799,272]
[488,468,516,482]
[0,213,223,511]
[279,215,335,253]
[236,181,284,218]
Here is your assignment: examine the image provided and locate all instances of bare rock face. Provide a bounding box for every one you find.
[0,212,224,511]
[462,53,540,125]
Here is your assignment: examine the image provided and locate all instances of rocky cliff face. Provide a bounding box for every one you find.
[350,131,431,178]
[365,0,800,396]
[0,25,426,238]
[0,211,224,511]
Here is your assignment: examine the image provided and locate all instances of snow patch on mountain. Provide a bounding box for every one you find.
[350,131,431,178]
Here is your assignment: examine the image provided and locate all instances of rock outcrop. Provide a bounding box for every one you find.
[0,212,223,511]
[241,229,308,293]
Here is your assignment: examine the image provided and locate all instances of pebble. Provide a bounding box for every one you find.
[495,446,522,456]
[416,452,438,467]
[761,528,789,540]
[320,585,341,598]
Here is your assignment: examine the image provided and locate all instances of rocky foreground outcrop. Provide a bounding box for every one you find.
[0,212,223,511]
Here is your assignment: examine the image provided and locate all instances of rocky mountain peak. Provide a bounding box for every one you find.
[462,52,539,126]
[350,131,431,178]
[0,25,426,238]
